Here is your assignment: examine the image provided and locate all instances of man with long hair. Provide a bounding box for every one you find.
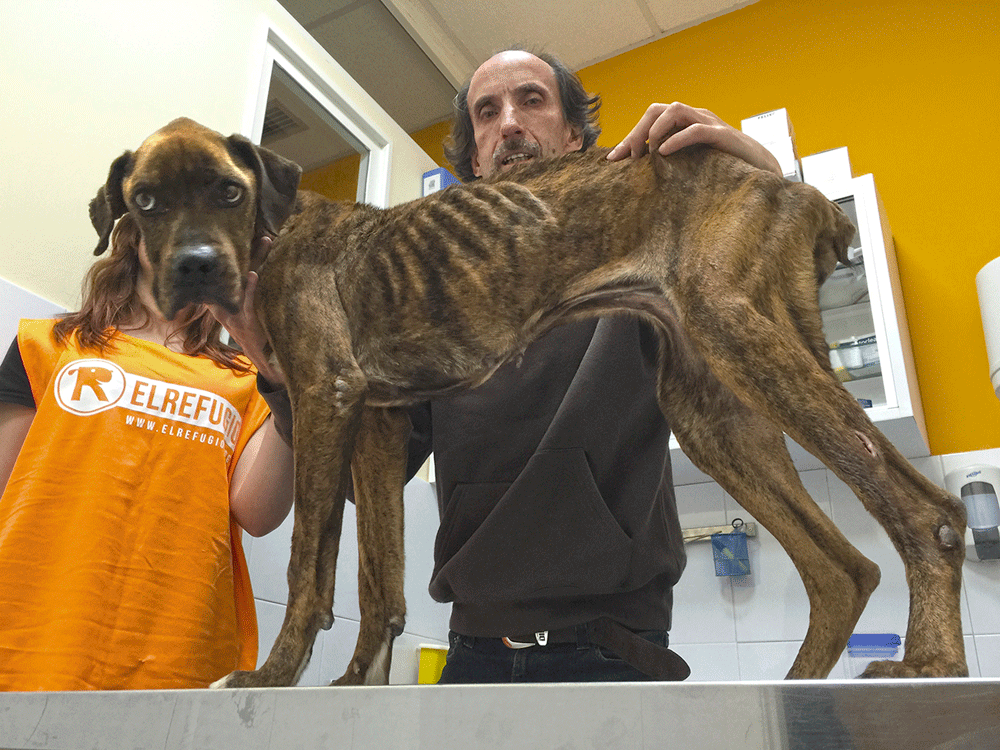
[406,49,780,683]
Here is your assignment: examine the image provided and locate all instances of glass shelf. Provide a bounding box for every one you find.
[829,333,881,382]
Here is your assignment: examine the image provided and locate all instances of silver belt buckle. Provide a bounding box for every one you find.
[501,630,549,649]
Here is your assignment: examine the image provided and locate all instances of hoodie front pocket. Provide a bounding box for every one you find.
[432,448,634,603]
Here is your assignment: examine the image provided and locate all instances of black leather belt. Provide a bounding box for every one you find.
[502,617,690,681]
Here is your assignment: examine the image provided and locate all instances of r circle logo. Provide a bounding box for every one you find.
[54,359,127,416]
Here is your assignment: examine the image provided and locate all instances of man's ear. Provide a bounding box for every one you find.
[90,151,133,255]
[567,127,584,153]
[226,134,302,236]
[471,147,483,178]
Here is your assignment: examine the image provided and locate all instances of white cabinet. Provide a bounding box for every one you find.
[669,174,927,485]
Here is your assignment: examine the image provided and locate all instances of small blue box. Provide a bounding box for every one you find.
[847,633,900,659]
[422,167,460,196]
[847,633,901,676]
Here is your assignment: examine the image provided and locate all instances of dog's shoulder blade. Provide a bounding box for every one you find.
[276,196,369,261]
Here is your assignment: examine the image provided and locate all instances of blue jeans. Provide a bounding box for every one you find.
[437,628,670,683]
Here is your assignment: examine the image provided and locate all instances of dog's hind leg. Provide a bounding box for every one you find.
[682,298,967,678]
[655,329,881,678]
[333,405,409,686]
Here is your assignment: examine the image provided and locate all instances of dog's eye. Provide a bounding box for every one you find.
[221,183,244,205]
[134,192,156,212]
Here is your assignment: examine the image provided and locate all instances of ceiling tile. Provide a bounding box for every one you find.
[427,0,656,73]
[278,0,754,142]
[644,0,758,36]
[281,0,364,28]
[308,1,457,132]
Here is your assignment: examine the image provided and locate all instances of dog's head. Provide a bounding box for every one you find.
[89,117,301,319]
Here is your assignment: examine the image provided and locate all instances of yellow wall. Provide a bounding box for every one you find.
[411,0,999,455]
[411,120,452,172]
[300,153,363,202]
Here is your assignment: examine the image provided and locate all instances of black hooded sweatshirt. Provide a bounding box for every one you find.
[407,317,686,638]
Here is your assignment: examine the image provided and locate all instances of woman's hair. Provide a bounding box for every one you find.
[53,214,251,372]
[444,48,602,183]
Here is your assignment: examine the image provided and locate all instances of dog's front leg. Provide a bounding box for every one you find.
[333,405,410,685]
[213,364,368,689]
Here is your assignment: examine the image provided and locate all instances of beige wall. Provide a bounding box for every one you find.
[1,0,435,310]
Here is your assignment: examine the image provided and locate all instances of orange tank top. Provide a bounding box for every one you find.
[0,319,267,690]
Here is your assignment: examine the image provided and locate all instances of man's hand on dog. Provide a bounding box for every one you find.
[607,102,782,176]
[208,237,286,387]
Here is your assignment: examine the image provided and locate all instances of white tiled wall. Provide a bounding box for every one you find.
[673,448,1000,681]
[245,450,1000,685]
[243,478,450,685]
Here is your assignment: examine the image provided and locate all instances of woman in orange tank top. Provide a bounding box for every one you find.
[0,214,294,690]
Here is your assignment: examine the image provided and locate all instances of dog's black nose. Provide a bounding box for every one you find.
[173,245,222,284]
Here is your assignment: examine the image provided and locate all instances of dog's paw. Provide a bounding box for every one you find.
[210,669,289,689]
[331,668,365,686]
[331,646,392,686]
[331,658,377,686]
[859,658,969,679]
[210,670,254,689]
[858,660,919,679]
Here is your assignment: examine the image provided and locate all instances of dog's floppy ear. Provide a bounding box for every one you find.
[90,151,134,256]
[227,134,302,236]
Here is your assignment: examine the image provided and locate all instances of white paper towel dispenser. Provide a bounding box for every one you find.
[975,256,1000,398]
[945,464,1000,561]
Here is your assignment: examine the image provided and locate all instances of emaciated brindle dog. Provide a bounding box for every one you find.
[90,118,968,687]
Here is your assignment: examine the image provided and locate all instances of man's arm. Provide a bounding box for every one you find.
[607,102,782,176]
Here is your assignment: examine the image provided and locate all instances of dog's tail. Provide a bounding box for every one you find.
[830,201,857,268]
[814,199,857,287]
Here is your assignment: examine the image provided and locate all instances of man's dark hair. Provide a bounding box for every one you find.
[444,48,601,182]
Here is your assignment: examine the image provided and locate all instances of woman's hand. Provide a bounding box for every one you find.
[207,238,286,387]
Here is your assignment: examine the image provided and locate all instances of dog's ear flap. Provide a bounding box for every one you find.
[227,134,301,236]
[90,151,133,256]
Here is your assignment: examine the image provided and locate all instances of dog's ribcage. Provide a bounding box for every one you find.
[329,151,685,401]
[272,146,825,406]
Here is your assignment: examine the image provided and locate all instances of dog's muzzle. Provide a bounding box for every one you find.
[166,244,235,317]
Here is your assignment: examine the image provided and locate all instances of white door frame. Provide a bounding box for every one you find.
[245,20,392,207]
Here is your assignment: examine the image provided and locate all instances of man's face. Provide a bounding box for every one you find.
[467,51,583,178]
